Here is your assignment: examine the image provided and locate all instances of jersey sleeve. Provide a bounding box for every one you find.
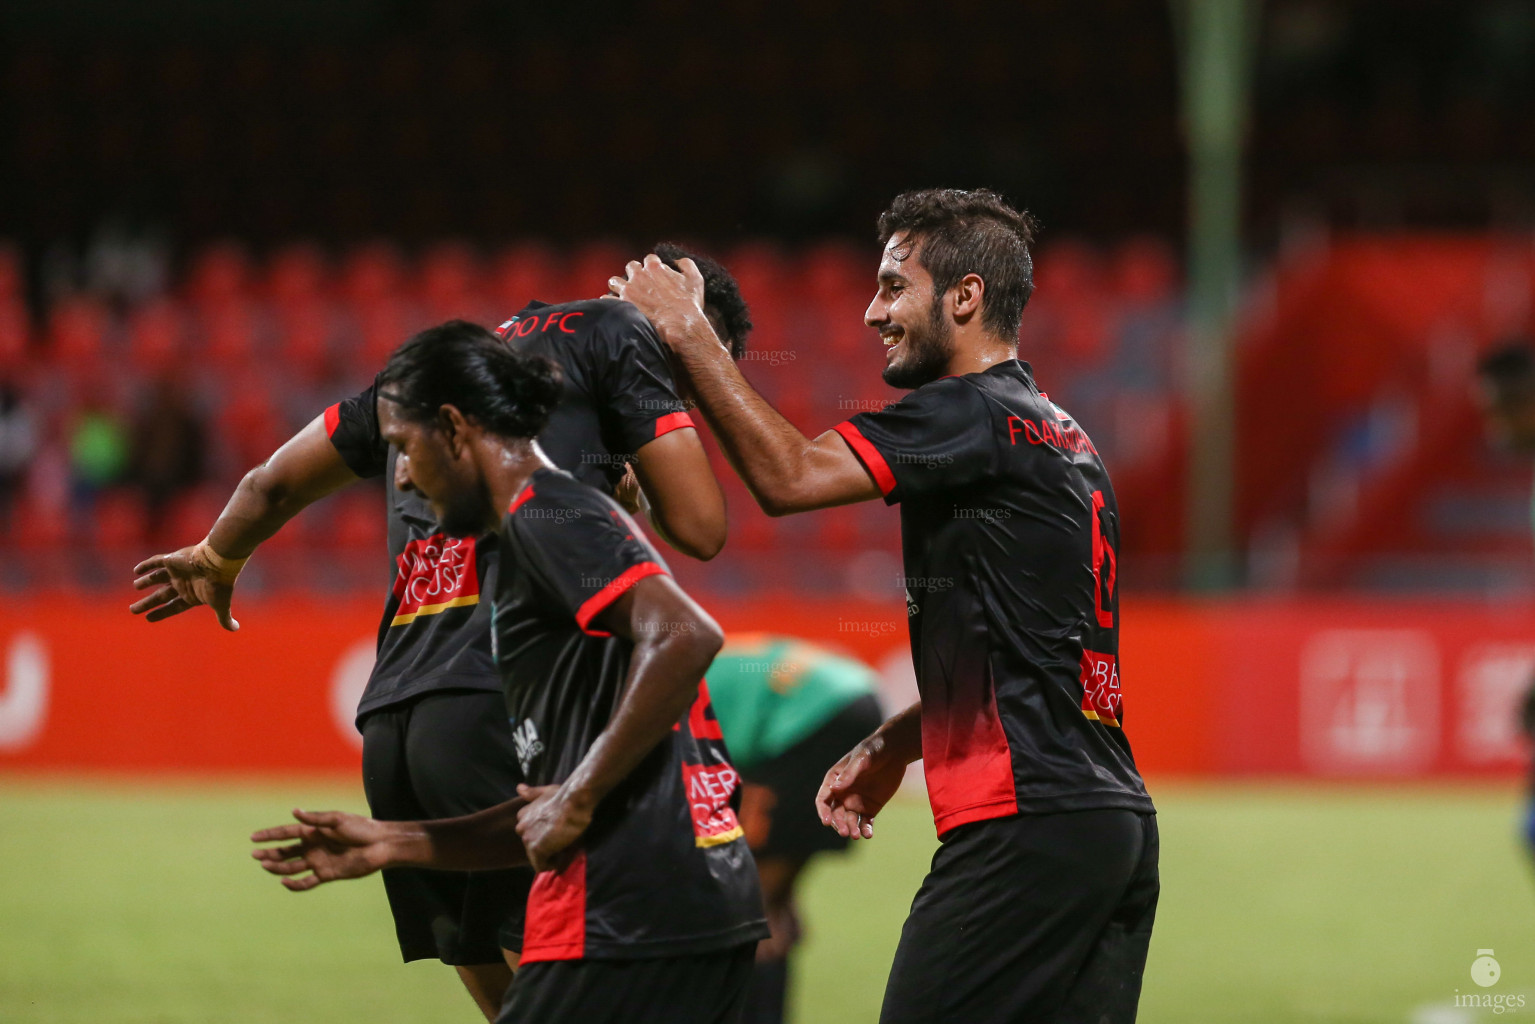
[323,379,388,479]
[592,303,696,456]
[510,484,670,637]
[832,377,995,505]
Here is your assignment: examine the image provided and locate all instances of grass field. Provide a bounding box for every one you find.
[2,777,1533,1023]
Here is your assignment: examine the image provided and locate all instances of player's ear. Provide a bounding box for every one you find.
[438,404,471,453]
[952,273,985,322]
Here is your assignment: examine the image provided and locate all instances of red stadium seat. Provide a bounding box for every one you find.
[355,300,412,372]
[340,242,406,307]
[417,241,483,322]
[1113,237,1178,305]
[46,298,109,368]
[266,242,331,305]
[0,299,32,368]
[127,299,185,371]
[565,242,629,304]
[10,493,70,551]
[215,389,283,474]
[159,486,230,549]
[184,241,253,308]
[92,489,149,549]
[489,243,565,312]
[329,490,387,551]
[274,298,333,381]
[202,301,259,368]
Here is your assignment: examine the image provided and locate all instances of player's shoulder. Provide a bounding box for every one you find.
[886,370,994,418]
[502,467,623,536]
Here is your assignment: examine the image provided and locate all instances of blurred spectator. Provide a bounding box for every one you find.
[67,399,130,518]
[0,383,39,526]
[127,378,207,521]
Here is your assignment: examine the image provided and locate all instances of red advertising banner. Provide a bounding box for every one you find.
[0,596,1529,779]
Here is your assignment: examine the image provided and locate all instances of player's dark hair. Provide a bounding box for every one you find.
[378,320,562,439]
[1478,341,1535,393]
[653,241,753,359]
[876,188,1038,339]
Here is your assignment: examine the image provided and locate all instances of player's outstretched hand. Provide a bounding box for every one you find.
[609,255,710,352]
[815,734,907,841]
[250,809,400,891]
[515,783,593,873]
[131,541,247,631]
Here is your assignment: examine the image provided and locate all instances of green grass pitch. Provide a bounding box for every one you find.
[1,777,1532,1023]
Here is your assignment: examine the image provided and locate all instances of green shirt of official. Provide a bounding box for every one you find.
[705,634,880,774]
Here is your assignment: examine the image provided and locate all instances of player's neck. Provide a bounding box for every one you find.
[475,436,553,526]
[944,331,1017,378]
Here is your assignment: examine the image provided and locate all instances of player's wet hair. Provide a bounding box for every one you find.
[378,320,563,439]
[652,241,753,359]
[877,188,1038,340]
[1478,341,1535,397]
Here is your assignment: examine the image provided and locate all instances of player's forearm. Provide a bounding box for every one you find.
[560,623,724,815]
[206,418,358,558]
[397,799,531,872]
[871,701,924,765]
[666,323,821,516]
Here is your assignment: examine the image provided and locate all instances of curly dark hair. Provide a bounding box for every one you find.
[653,242,753,359]
[876,188,1038,339]
[378,319,563,439]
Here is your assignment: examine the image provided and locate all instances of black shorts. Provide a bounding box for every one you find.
[360,688,533,965]
[741,694,884,863]
[498,944,756,1024]
[880,808,1159,1024]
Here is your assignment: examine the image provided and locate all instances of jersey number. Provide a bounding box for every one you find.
[1090,490,1116,629]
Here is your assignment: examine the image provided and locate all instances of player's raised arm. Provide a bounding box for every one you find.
[514,573,724,872]
[631,427,728,559]
[130,413,362,630]
[613,258,883,517]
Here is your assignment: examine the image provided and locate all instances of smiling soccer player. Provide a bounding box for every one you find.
[615,189,1159,1024]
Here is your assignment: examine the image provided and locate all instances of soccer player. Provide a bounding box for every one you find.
[129,247,751,1020]
[1474,340,1535,858]
[614,189,1159,1023]
[705,634,884,1024]
[251,326,767,1024]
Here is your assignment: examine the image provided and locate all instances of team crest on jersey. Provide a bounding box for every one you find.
[513,719,544,775]
[682,761,744,848]
[389,534,479,626]
[1079,650,1122,727]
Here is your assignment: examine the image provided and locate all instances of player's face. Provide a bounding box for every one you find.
[378,398,490,537]
[866,233,955,390]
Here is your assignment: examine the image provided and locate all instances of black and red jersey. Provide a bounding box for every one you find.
[834,360,1152,836]
[324,298,695,721]
[491,467,767,963]
[496,299,696,494]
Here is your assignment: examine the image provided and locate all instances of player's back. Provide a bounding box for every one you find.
[496,298,693,495]
[705,634,879,773]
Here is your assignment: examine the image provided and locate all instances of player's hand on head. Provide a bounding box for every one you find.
[515,783,592,873]
[250,809,393,891]
[608,255,709,350]
[815,737,906,841]
[130,540,246,632]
